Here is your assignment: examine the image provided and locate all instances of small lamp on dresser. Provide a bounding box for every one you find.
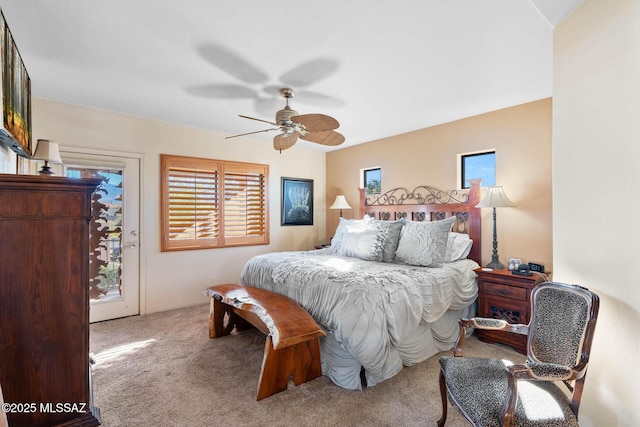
[330,195,352,217]
[31,139,63,175]
[475,185,515,270]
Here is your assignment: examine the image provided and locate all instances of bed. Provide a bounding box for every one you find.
[239,179,482,390]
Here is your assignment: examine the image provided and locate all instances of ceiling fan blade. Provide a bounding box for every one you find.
[273,133,299,151]
[300,130,345,146]
[292,114,339,132]
[225,127,279,139]
[238,115,278,126]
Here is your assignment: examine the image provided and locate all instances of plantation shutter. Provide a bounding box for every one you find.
[161,155,269,251]
[168,169,219,238]
[222,164,268,246]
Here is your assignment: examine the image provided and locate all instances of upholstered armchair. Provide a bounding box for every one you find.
[437,281,599,427]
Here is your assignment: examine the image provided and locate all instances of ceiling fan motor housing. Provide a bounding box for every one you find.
[276,87,301,130]
[276,105,300,126]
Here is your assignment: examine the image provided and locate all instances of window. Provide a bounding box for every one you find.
[161,154,269,251]
[460,151,495,189]
[363,167,381,194]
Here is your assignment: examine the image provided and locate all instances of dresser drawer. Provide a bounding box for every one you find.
[483,282,527,301]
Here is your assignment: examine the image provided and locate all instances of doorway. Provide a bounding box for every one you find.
[60,149,142,323]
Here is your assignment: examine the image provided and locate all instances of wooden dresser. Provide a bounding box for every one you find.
[0,174,101,427]
[474,268,545,354]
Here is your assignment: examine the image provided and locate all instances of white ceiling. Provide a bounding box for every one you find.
[1,0,581,152]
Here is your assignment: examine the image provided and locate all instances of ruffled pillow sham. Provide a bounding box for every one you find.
[363,217,404,262]
[394,216,455,267]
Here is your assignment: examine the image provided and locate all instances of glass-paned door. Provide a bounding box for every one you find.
[67,168,124,302]
[61,151,141,322]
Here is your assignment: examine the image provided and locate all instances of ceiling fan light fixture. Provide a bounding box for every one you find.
[228,87,344,152]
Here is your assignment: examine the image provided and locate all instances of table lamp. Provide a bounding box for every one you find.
[31,139,63,175]
[475,186,515,269]
[329,195,351,217]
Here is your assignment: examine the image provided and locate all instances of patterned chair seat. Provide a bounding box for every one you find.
[439,357,578,427]
[437,282,599,427]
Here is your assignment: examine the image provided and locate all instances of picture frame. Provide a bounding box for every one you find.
[0,10,32,158]
[281,177,313,226]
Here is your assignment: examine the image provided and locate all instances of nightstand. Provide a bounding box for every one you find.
[474,268,545,354]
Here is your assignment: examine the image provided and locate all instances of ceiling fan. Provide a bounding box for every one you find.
[225,88,345,152]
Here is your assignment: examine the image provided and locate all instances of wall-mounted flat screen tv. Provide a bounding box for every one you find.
[0,9,32,158]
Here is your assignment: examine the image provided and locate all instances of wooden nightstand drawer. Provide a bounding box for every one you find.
[474,267,545,354]
[483,282,527,301]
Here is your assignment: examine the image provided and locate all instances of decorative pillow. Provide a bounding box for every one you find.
[363,217,404,262]
[337,228,384,261]
[328,217,358,255]
[395,216,455,267]
[329,217,389,261]
[445,232,473,263]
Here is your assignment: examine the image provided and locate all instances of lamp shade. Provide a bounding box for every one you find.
[330,195,352,210]
[475,186,515,208]
[32,140,63,164]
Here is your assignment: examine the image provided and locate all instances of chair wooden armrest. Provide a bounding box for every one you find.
[453,318,529,356]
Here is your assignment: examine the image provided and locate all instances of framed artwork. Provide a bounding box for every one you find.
[281,177,313,226]
[0,10,32,158]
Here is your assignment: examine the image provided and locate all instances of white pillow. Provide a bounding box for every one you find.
[329,217,388,261]
[445,232,473,263]
[337,228,384,261]
[395,217,455,267]
[328,217,356,254]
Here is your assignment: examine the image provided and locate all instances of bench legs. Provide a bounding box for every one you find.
[257,336,322,401]
[209,295,323,400]
[209,297,252,338]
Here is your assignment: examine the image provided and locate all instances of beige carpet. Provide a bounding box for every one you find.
[90,303,524,427]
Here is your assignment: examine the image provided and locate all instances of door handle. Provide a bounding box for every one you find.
[124,242,138,248]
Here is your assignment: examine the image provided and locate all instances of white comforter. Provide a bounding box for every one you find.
[240,249,478,389]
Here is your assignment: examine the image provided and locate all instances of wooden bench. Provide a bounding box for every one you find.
[206,283,326,400]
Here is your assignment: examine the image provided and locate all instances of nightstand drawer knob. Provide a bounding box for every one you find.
[483,283,528,300]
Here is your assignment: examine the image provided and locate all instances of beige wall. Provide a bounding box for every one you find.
[554,1,640,425]
[2,98,327,314]
[326,98,553,270]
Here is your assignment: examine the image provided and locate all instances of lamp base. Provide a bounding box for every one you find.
[38,165,55,175]
[485,256,505,270]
